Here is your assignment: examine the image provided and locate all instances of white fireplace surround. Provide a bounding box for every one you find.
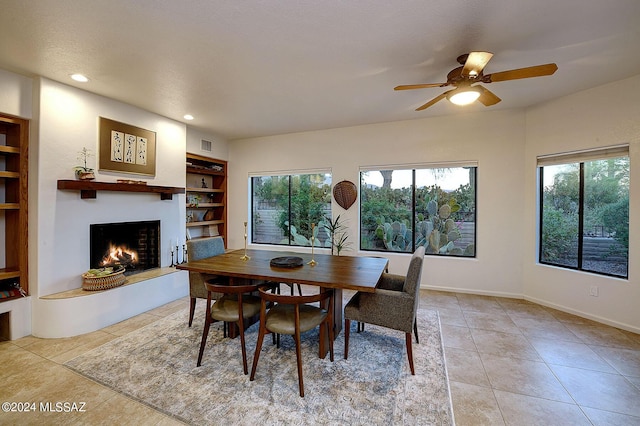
[28,78,190,338]
[0,71,230,340]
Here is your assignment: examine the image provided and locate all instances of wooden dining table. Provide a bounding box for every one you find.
[177,248,388,357]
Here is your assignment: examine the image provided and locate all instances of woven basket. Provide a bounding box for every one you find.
[333,180,357,210]
[81,269,126,291]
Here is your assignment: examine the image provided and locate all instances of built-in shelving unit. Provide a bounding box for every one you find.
[0,114,29,302]
[186,153,227,242]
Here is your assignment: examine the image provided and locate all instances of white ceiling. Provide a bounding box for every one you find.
[1,0,639,140]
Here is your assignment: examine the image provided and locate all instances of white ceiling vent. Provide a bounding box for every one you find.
[201,139,212,152]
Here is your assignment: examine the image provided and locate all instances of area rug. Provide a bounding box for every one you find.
[65,303,453,425]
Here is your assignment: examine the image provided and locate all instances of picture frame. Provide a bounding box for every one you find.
[98,117,156,176]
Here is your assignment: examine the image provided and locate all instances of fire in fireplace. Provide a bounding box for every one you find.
[101,243,138,269]
[90,220,160,276]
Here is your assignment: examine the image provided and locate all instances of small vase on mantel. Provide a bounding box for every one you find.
[75,169,95,180]
[74,147,95,180]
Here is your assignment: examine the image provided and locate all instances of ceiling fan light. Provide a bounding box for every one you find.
[447,87,482,106]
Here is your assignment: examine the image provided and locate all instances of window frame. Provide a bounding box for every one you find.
[359,163,477,257]
[249,170,332,248]
[537,146,629,279]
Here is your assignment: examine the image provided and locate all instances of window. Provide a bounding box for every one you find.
[538,146,629,278]
[251,172,332,247]
[360,165,476,256]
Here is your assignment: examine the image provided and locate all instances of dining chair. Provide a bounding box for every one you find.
[197,279,262,374]
[271,282,302,347]
[344,245,425,375]
[250,286,334,397]
[358,256,389,332]
[186,236,227,327]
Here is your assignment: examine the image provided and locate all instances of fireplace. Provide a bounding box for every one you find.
[90,220,160,276]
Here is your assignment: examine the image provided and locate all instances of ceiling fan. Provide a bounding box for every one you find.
[395,51,558,111]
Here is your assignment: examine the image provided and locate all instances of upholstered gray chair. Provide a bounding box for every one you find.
[344,245,425,375]
[186,236,226,327]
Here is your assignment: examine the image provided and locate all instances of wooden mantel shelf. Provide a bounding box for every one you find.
[57,180,185,200]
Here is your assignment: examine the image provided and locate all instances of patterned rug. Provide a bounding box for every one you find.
[65,302,453,425]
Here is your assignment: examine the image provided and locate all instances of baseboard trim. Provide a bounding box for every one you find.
[421,285,640,335]
[524,295,640,334]
[422,285,522,300]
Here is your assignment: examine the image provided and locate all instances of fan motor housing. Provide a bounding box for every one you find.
[447,66,481,85]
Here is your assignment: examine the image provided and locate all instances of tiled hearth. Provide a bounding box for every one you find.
[40,267,180,300]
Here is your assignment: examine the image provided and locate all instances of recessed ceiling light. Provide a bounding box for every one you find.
[184,114,194,121]
[70,74,89,83]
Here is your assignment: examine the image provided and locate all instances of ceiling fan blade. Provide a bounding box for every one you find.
[485,63,558,83]
[415,91,451,111]
[462,51,493,77]
[394,83,447,90]
[477,86,501,106]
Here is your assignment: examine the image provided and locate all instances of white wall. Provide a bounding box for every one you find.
[186,126,229,160]
[228,109,527,299]
[523,74,640,332]
[0,68,32,119]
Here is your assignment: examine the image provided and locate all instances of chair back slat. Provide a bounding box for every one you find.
[258,286,331,305]
[205,282,258,294]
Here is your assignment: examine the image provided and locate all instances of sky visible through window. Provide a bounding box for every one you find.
[362,168,471,191]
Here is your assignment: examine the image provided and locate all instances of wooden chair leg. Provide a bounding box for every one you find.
[238,317,248,375]
[344,318,350,359]
[250,322,267,381]
[414,319,419,344]
[197,312,211,366]
[271,285,281,347]
[327,319,334,363]
[294,330,304,397]
[188,297,197,327]
[406,332,415,375]
[327,291,334,362]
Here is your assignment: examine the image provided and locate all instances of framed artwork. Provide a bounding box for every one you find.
[99,117,156,176]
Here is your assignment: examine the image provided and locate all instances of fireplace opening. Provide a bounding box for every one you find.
[90,220,160,276]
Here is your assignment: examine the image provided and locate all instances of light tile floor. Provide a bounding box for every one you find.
[2,292,640,425]
[1,299,189,425]
[429,291,640,426]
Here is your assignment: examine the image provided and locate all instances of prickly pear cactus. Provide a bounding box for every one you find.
[373,195,472,256]
[419,197,472,256]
